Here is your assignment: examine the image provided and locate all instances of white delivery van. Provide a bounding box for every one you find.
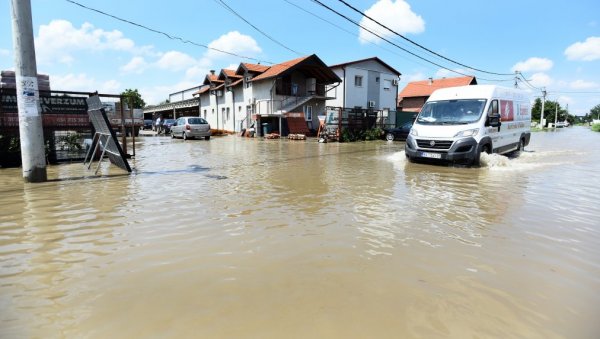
[405,85,531,166]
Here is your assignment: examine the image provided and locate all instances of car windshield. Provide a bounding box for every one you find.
[416,99,486,125]
[188,118,207,125]
[165,119,175,124]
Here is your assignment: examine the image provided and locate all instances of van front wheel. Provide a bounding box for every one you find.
[473,144,490,167]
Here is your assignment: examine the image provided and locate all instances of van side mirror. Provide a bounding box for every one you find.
[487,114,501,128]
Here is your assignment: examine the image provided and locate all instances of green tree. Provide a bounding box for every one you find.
[121,88,146,108]
[531,98,569,126]
[590,104,600,120]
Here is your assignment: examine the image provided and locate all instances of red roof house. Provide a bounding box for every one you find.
[398,76,477,112]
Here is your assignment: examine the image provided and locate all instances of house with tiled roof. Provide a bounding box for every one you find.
[398,76,477,113]
[327,57,401,111]
[234,54,341,135]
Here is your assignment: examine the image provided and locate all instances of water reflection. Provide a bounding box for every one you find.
[1,128,599,338]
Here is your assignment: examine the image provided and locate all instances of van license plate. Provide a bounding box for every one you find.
[420,152,442,159]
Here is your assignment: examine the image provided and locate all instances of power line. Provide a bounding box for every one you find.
[283,0,437,71]
[336,0,514,77]
[310,0,511,81]
[64,0,276,65]
[213,0,303,56]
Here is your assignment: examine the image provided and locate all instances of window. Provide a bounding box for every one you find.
[488,100,498,116]
[226,107,230,121]
[304,105,313,121]
[203,109,207,119]
[354,75,363,87]
[376,77,380,82]
[383,80,391,91]
[222,108,226,121]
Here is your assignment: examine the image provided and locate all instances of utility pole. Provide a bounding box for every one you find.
[11,0,47,182]
[514,71,519,88]
[540,88,546,129]
[554,101,558,128]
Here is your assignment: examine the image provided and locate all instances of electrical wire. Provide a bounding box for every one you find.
[309,0,512,81]
[64,0,276,64]
[213,0,303,56]
[336,0,514,76]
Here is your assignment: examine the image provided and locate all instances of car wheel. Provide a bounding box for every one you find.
[473,144,490,167]
[171,131,175,139]
[182,132,187,141]
[386,132,395,141]
[205,136,210,140]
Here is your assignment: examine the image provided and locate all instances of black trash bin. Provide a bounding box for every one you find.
[262,123,270,136]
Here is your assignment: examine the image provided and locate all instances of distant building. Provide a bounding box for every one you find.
[327,57,401,111]
[398,76,477,113]
[195,54,341,135]
[145,54,342,136]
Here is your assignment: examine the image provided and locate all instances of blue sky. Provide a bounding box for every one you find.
[1,0,599,115]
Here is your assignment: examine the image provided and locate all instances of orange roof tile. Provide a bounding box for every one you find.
[228,78,243,87]
[241,63,270,73]
[193,86,210,95]
[399,76,477,98]
[221,69,242,80]
[252,56,311,81]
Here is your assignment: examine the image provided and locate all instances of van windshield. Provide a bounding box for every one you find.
[416,99,486,125]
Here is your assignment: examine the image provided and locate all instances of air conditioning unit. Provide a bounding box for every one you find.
[368,100,375,108]
[248,97,256,105]
[392,79,398,86]
[216,90,223,97]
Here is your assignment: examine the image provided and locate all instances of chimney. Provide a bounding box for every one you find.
[428,77,433,85]
[210,70,215,75]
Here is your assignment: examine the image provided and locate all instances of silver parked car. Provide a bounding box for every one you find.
[171,116,211,140]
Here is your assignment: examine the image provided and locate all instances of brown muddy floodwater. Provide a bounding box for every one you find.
[1,126,599,338]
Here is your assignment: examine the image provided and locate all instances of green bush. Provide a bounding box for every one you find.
[365,127,383,140]
[0,134,20,152]
[340,128,384,142]
[592,124,600,132]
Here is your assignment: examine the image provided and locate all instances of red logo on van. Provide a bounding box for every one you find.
[500,100,514,122]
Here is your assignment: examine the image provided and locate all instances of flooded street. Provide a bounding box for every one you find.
[1,126,599,338]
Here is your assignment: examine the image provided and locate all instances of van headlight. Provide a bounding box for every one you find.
[454,128,479,138]
[410,128,418,136]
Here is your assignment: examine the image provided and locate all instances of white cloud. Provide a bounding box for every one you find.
[569,79,598,89]
[511,57,553,72]
[205,31,262,61]
[156,51,197,71]
[35,20,140,64]
[358,0,425,44]
[121,57,148,74]
[529,72,553,87]
[564,36,600,61]
[51,73,121,93]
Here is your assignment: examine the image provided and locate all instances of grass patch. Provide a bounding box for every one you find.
[592,124,600,132]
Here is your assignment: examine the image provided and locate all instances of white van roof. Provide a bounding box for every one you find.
[428,85,529,102]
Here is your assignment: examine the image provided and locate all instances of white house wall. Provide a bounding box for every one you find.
[327,68,344,108]
[252,80,275,115]
[327,59,399,110]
